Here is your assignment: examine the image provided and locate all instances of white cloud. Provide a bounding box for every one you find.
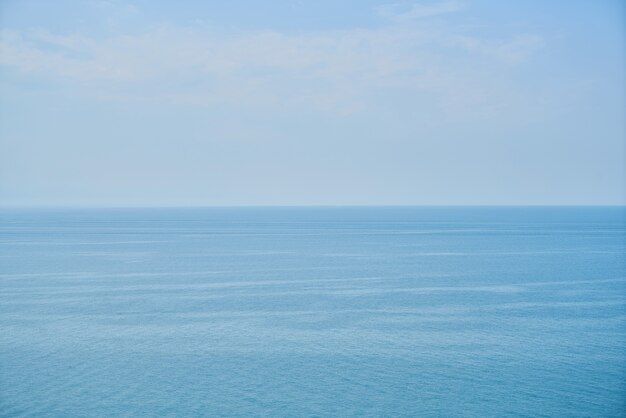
[455,34,545,64]
[378,1,465,21]
[0,13,544,116]
[84,0,139,16]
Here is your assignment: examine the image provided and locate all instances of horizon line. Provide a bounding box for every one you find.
[1,204,625,210]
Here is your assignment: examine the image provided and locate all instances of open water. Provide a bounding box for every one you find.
[0,207,625,417]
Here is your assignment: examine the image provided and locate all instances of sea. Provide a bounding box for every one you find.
[0,206,624,417]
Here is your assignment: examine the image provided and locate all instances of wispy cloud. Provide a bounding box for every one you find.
[378,1,465,21]
[0,6,544,117]
[84,0,139,15]
[455,34,545,64]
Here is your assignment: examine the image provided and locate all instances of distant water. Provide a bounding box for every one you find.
[1,207,625,417]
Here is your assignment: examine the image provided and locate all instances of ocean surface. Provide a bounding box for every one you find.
[0,206,625,417]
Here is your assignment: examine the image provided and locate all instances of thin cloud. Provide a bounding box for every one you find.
[0,15,544,116]
[456,34,545,64]
[378,1,465,21]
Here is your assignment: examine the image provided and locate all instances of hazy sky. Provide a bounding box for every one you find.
[1,0,624,206]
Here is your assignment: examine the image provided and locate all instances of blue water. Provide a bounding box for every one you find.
[1,207,625,417]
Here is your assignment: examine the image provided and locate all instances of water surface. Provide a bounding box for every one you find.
[1,207,625,416]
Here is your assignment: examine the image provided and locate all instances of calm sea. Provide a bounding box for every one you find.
[0,207,624,417]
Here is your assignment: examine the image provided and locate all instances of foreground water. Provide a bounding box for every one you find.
[0,207,624,417]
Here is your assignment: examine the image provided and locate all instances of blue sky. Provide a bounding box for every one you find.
[0,0,624,206]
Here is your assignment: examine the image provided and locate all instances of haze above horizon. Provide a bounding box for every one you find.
[1,0,624,207]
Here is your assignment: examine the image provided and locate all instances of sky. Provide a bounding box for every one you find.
[0,0,624,206]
